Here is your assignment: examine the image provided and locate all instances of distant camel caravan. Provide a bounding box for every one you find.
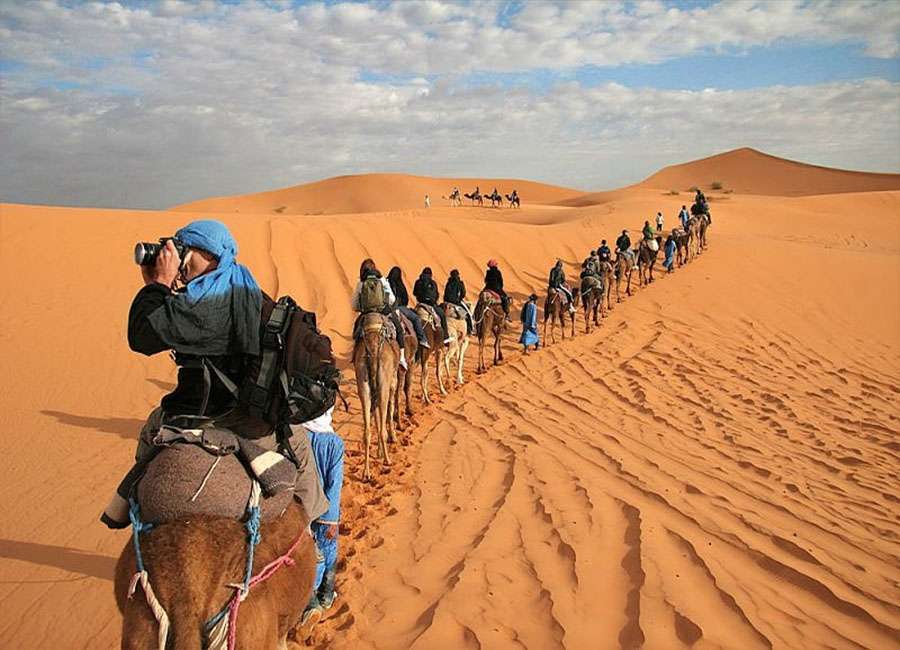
[451,186,521,208]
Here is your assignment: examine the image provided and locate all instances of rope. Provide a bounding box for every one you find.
[224,526,306,649]
[191,455,222,502]
[127,571,171,650]
[126,499,170,650]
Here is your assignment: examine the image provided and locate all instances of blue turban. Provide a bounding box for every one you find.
[148,220,262,356]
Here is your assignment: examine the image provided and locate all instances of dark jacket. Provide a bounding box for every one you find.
[484,267,504,293]
[616,234,631,252]
[387,274,409,307]
[548,266,565,288]
[128,283,244,417]
[598,245,611,261]
[413,274,439,305]
[444,276,467,304]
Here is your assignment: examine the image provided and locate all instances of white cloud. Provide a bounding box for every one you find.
[0,1,898,208]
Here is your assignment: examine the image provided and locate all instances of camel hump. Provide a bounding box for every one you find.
[138,444,293,525]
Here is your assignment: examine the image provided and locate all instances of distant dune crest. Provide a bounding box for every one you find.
[172,148,900,215]
[639,147,900,197]
[173,173,585,216]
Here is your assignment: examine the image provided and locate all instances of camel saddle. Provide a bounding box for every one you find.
[415,302,441,327]
[581,276,603,292]
[138,440,294,525]
[354,313,396,341]
[480,289,501,305]
[444,302,468,320]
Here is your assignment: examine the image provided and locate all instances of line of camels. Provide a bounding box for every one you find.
[354,211,711,480]
[445,187,520,208]
[115,208,710,648]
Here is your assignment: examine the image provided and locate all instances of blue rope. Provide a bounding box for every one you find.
[202,500,262,637]
[240,506,261,594]
[128,498,153,573]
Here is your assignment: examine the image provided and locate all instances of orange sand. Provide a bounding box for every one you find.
[0,149,898,649]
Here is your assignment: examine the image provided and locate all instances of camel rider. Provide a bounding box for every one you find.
[548,260,576,314]
[484,259,511,320]
[104,219,328,529]
[387,266,430,349]
[413,267,451,344]
[695,188,706,205]
[679,205,690,229]
[352,259,408,368]
[443,269,474,335]
[642,220,654,241]
[598,240,611,262]
[616,229,635,266]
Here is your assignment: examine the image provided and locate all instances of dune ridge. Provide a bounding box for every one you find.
[173,173,585,216]
[638,147,900,196]
[1,151,899,649]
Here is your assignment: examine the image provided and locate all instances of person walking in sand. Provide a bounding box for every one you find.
[424,194,430,208]
[656,211,664,232]
[663,234,677,273]
[520,293,540,353]
[300,407,344,629]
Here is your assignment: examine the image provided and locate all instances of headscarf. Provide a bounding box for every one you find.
[148,220,262,356]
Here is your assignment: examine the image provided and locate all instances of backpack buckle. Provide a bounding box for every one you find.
[262,329,283,350]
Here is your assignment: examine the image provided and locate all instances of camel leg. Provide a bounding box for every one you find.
[393,369,403,432]
[361,381,373,481]
[457,338,468,385]
[436,349,448,396]
[378,376,392,470]
[420,353,431,405]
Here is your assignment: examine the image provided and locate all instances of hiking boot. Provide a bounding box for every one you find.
[399,350,408,370]
[299,602,323,637]
[418,338,431,349]
[317,568,337,610]
[443,337,452,345]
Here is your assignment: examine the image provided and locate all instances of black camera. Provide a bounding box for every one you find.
[134,237,188,266]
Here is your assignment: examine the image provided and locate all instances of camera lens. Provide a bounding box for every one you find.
[134,242,160,265]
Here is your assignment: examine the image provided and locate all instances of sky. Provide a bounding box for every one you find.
[1,0,899,209]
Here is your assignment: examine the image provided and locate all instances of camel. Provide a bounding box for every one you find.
[636,237,662,286]
[474,290,506,373]
[443,302,470,386]
[353,312,400,481]
[393,314,418,431]
[598,259,615,312]
[543,287,574,344]
[672,228,691,266]
[444,188,462,207]
[580,277,604,334]
[485,190,503,207]
[613,252,635,302]
[115,502,316,649]
[415,303,447,404]
[696,213,710,252]
[464,190,483,207]
[505,193,520,208]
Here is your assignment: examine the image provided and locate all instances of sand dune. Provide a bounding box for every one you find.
[639,147,900,196]
[173,173,585,215]
[1,153,899,649]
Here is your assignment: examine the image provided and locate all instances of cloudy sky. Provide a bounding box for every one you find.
[2,0,899,209]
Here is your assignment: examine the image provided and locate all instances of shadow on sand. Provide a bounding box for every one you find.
[0,539,117,581]
[41,410,144,440]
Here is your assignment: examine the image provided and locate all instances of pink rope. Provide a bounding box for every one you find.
[224,529,306,650]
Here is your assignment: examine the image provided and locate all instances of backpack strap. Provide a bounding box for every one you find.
[243,297,295,420]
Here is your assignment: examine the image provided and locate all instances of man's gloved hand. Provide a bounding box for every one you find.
[141,239,182,288]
